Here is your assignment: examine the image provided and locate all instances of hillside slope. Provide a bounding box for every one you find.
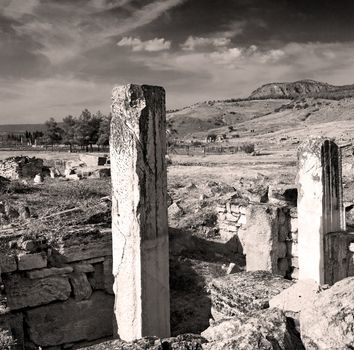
[167,99,289,137]
[250,79,354,100]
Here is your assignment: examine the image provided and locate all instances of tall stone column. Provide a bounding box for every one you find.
[297,138,345,284]
[110,84,170,341]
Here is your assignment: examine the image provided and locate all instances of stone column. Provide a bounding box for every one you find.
[297,138,345,284]
[110,84,170,341]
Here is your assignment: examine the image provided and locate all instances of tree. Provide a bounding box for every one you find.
[62,115,76,152]
[43,117,63,150]
[97,113,111,147]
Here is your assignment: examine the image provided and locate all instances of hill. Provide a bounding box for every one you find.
[167,99,289,138]
[250,79,354,100]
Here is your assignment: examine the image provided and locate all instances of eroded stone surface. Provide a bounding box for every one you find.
[202,308,304,350]
[300,277,354,349]
[209,271,293,321]
[81,334,205,350]
[3,274,71,310]
[111,84,170,340]
[26,291,114,347]
[17,253,47,271]
[57,227,112,262]
[69,272,92,301]
[269,279,322,316]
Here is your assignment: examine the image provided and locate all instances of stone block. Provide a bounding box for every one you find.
[244,204,278,273]
[209,271,293,321]
[270,279,321,316]
[58,228,112,263]
[230,204,240,213]
[215,205,226,213]
[0,254,17,273]
[3,274,71,310]
[73,264,95,273]
[27,266,73,279]
[69,272,92,301]
[26,291,114,347]
[17,253,47,271]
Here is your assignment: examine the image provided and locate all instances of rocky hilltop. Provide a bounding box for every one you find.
[249,79,354,99]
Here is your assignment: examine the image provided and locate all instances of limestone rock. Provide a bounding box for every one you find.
[3,274,71,310]
[0,254,17,273]
[269,279,322,317]
[57,227,112,262]
[27,266,73,279]
[243,204,287,275]
[209,271,293,321]
[69,272,92,301]
[17,253,47,271]
[81,334,205,350]
[168,202,183,218]
[26,291,114,347]
[202,308,304,350]
[300,277,354,349]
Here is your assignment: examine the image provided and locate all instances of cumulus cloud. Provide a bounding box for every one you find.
[3,0,185,64]
[118,37,171,51]
[181,36,231,51]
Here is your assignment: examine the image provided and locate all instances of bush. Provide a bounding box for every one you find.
[241,142,255,154]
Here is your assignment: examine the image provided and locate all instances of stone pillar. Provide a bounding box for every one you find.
[297,138,345,284]
[110,84,170,341]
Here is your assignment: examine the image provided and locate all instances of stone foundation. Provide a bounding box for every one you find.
[0,226,114,349]
[216,193,299,279]
[0,157,44,180]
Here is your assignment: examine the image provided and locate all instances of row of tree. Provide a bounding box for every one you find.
[43,110,111,151]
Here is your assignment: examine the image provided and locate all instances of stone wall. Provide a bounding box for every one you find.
[216,191,299,279]
[0,226,114,349]
[0,157,44,180]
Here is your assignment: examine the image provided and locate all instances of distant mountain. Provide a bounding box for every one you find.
[249,79,354,100]
[0,124,45,134]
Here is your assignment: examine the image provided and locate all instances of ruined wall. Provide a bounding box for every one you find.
[0,226,114,349]
[0,157,43,180]
[216,188,299,279]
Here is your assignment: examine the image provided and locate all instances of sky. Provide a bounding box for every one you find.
[1,0,354,124]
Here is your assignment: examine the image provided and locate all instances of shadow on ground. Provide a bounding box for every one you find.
[169,227,245,336]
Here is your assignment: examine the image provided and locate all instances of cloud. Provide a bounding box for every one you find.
[2,0,39,19]
[117,37,171,51]
[4,0,186,64]
[181,36,231,51]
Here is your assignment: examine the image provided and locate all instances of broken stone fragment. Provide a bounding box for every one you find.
[69,272,92,301]
[208,271,293,321]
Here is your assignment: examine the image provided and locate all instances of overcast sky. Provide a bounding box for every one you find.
[1,0,354,123]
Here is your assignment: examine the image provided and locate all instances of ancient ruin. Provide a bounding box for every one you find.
[0,157,43,180]
[110,84,170,341]
[297,138,351,284]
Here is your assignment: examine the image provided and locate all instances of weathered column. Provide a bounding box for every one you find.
[110,84,170,341]
[297,138,345,284]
